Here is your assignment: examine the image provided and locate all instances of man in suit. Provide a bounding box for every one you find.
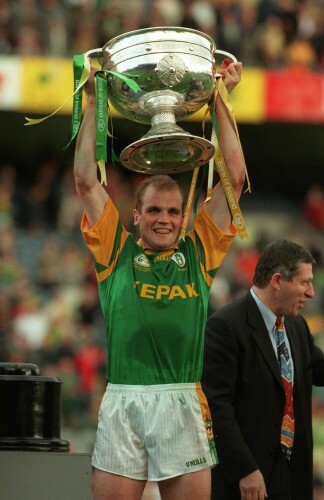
[202,239,324,500]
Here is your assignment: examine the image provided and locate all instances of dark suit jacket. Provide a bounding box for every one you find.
[201,291,324,500]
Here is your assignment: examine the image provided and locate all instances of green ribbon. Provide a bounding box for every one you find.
[25,53,142,185]
[104,71,141,93]
[24,54,90,127]
[93,69,141,183]
[95,71,108,184]
[95,72,108,161]
[64,54,85,150]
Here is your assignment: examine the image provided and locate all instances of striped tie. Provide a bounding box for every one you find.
[275,317,294,460]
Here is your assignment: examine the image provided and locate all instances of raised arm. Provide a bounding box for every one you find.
[74,67,108,228]
[203,61,246,233]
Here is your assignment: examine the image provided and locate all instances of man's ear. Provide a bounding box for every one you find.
[133,208,140,226]
[271,272,282,290]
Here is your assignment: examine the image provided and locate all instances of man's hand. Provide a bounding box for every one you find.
[239,469,268,500]
[219,59,242,93]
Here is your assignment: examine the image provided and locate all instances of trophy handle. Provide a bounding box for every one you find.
[214,50,237,78]
[84,48,104,58]
[215,50,237,64]
[84,48,110,68]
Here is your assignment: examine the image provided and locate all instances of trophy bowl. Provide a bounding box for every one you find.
[87,27,235,174]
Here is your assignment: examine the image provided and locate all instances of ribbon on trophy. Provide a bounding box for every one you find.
[180,74,250,241]
[25,54,141,185]
[210,77,250,239]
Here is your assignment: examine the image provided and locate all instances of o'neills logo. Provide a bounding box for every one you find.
[171,252,186,268]
[234,212,244,229]
[97,119,106,133]
[96,77,106,132]
[134,253,151,268]
[186,457,207,468]
[72,79,80,134]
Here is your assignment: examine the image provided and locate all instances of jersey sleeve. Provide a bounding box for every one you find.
[81,197,129,281]
[188,206,236,282]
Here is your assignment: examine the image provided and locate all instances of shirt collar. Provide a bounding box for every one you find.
[137,239,179,253]
[250,287,279,333]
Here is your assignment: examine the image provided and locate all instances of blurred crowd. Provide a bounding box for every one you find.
[0,159,323,441]
[0,0,323,70]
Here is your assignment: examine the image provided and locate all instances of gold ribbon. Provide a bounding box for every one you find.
[179,167,200,240]
[180,77,250,240]
[216,77,250,193]
[208,78,250,239]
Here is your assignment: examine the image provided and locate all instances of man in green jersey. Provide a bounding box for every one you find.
[74,59,246,500]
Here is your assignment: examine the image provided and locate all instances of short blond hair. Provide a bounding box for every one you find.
[135,175,185,213]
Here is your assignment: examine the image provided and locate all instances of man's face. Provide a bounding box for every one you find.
[279,262,315,316]
[133,186,184,252]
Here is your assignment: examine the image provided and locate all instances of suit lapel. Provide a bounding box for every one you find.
[244,292,283,388]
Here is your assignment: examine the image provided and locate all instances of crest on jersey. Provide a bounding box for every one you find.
[134,253,151,268]
[172,252,186,268]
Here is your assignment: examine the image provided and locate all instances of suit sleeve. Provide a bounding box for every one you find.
[300,316,324,385]
[202,313,259,482]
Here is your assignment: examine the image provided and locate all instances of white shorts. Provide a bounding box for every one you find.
[91,382,217,481]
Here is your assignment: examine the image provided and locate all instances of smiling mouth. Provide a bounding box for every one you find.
[154,229,171,234]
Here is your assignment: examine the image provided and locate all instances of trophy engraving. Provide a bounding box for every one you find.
[156,54,188,87]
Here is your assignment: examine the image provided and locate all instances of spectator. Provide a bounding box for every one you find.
[0,0,323,70]
[202,239,324,500]
[302,184,324,231]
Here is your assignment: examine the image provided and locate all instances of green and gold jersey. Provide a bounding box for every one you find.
[82,198,235,385]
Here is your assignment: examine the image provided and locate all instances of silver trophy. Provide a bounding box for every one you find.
[86,27,236,174]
